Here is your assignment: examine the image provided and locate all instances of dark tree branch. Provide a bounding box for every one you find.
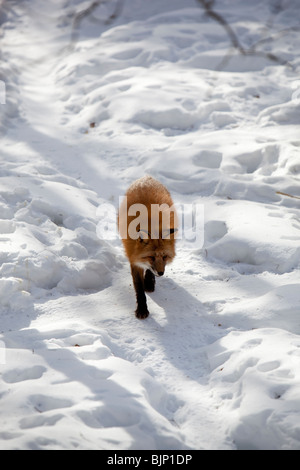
[70,0,124,44]
[197,0,246,54]
[196,0,294,69]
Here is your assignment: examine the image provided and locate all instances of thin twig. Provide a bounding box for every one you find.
[196,0,294,69]
[197,0,245,54]
[71,0,124,43]
[71,0,104,42]
[276,191,300,200]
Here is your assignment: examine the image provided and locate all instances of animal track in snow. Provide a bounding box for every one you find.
[3,366,47,384]
[112,48,143,61]
[77,405,140,429]
[257,360,280,373]
[240,338,263,350]
[234,145,279,175]
[0,220,16,234]
[192,150,222,169]
[204,220,228,244]
[20,413,64,430]
[29,394,74,413]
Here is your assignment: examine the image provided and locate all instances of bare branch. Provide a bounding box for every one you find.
[276,191,300,200]
[71,0,104,43]
[196,0,245,54]
[196,0,294,69]
[70,0,124,44]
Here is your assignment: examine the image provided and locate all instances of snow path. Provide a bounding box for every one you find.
[0,0,300,450]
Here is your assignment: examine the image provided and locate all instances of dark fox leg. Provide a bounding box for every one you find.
[144,269,155,292]
[131,265,149,319]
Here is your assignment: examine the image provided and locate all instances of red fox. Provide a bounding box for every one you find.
[118,175,178,319]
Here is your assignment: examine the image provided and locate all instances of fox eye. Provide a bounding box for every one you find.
[163,255,168,261]
[150,256,155,261]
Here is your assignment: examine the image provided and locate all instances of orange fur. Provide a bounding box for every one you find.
[118,175,177,318]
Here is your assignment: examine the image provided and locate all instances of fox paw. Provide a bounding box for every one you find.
[135,307,149,319]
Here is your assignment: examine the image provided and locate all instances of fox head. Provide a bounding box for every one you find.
[133,229,177,276]
[118,181,178,279]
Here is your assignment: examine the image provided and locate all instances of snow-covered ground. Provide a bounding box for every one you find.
[0,0,300,450]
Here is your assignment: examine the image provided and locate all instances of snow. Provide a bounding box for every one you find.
[0,0,300,450]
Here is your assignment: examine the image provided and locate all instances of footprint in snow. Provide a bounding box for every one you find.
[3,366,47,384]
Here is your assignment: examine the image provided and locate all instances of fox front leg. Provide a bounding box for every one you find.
[144,269,155,292]
[131,265,149,319]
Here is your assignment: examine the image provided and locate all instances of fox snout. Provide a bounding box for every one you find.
[152,268,164,277]
[151,257,166,277]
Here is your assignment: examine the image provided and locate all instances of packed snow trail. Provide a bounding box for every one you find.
[0,0,300,450]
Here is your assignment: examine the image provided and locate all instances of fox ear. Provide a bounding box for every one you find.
[162,228,178,239]
[137,230,149,243]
